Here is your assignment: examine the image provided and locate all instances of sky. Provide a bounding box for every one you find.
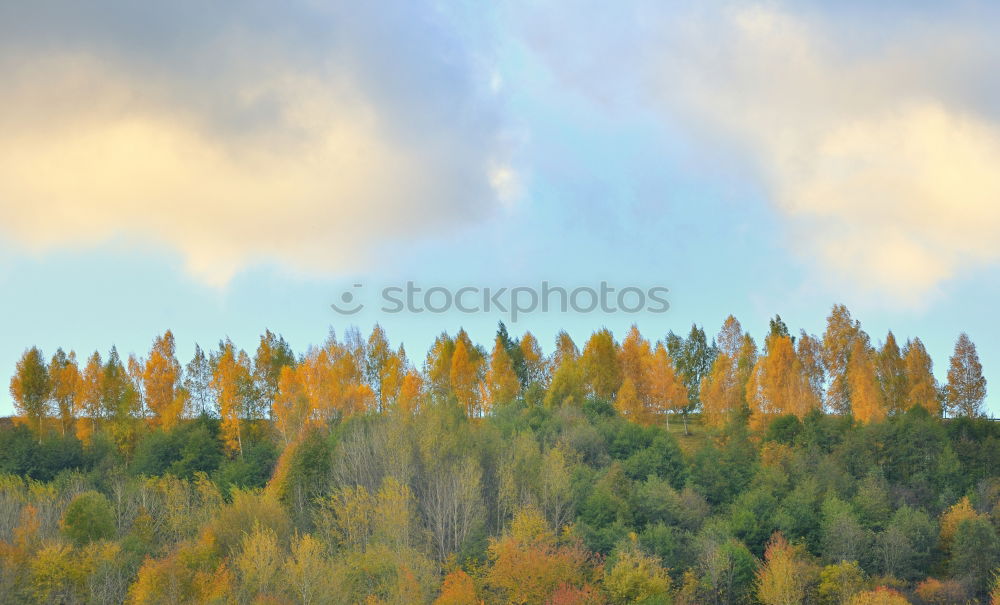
[1,1,999,416]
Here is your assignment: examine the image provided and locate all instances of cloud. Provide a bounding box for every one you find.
[0,2,510,286]
[511,1,1000,306]
[648,4,1000,305]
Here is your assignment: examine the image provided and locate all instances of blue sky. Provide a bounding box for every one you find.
[1,1,999,415]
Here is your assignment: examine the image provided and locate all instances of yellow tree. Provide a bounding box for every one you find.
[10,347,51,440]
[451,336,483,417]
[397,369,424,416]
[144,330,184,431]
[903,338,939,415]
[298,348,334,424]
[615,377,645,423]
[484,336,521,411]
[273,366,310,445]
[552,331,579,369]
[520,332,547,386]
[49,349,81,437]
[581,328,621,401]
[252,330,295,418]
[646,343,688,428]
[378,345,408,410]
[756,533,815,605]
[796,332,825,403]
[717,315,744,358]
[76,352,104,444]
[619,325,652,404]
[212,340,251,457]
[822,304,864,414]
[425,333,456,402]
[700,354,740,429]
[848,339,884,424]
[544,357,585,409]
[746,335,818,431]
[700,316,754,429]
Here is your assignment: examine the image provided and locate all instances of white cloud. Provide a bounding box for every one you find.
[0,3,510,286]
[511,1,1000,306]
[647,4,1000,305]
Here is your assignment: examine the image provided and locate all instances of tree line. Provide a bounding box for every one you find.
[1,304,998,604]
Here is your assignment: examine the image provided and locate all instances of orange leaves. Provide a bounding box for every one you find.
[211,341,251,457]
[450,334,483,418]
[746,335,819,431]
[612,326,687,426]
[485,508,598,604]
[581,329,621,401]
[756,532,816,605]
[484,335,520,411]
[434,569,480,605]
[904,338,939,415]
[273,365,310,444]
[144,330,184,431]
[848,339,884,424]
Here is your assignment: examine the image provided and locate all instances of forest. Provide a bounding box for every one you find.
[2,304,999,604]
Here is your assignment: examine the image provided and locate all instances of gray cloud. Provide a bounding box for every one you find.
[0,1,511,284]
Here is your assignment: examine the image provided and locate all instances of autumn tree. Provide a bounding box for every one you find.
[847,587,910,605]
[10,347,50,440]
[701,317,752,428]
[451,333,484,417]
[849,339,885,424]
[945,332,987,417]
[426,333,456,402]
[544,356,586,409]
[823,304,865,414]
[48,349,80,437]
[144,330,184,431]
[553,331,580,369]
[646,342,688,427]
[797,332,825,403]
[614,377,647,424]
[903,338,939,415]
[485,508,595,603]
[520,331,548,388]
[434,568,479,605]
[397,369,424,416]
[756,532,816,605]
[701,354,741,429]
[212,340,251,456]
[101,347,139,452]
[273,365,310,444]
[746,334,819,431]
[76,351,103,443]
[581,328,621,401]
[604,535,672,603]
[253,329,295,415]
[618,325,652,403]
[484,335,521,410]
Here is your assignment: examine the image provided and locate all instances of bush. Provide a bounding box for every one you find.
[62,490,115,545]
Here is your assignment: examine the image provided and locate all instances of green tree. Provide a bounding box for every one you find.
[62,490,115,545]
